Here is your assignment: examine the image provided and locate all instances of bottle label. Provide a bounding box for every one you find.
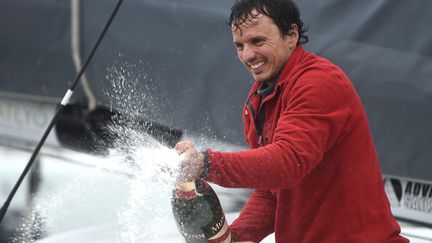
[177,214,232,242]
[208,218,232,243]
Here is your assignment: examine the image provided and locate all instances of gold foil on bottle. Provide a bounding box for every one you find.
[177,181,196,191]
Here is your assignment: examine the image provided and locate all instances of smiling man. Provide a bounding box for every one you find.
[175,0,409,242]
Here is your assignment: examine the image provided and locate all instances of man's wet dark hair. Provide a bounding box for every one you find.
[228,0,309,45]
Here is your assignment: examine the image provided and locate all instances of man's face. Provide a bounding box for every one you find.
[232,12,298,82]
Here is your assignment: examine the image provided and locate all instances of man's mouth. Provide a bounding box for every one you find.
[249,61,265,70]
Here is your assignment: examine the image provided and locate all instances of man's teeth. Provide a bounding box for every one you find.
[251,62,264,69]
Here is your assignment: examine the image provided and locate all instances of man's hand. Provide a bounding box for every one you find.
[175,140,205,183]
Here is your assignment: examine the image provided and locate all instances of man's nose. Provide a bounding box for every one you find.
[240,45,255,62]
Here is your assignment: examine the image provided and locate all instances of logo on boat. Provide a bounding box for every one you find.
[384,177,432,213]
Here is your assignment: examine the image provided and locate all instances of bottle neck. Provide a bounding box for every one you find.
[174,180,201,200]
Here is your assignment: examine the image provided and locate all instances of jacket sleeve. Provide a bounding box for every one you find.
[230,189,276,242]
[205,75,352,189]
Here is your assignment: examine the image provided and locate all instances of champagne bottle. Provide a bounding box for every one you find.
[171,179,232,243]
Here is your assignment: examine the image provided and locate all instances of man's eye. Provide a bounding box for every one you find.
[235,44,244,50]
[253,39,264,45]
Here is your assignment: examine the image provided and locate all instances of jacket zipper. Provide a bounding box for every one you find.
[245,92,258,121]
[245,92,266,146]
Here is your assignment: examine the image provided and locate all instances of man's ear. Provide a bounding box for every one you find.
[288,24,299,38]
[285,24,299,47]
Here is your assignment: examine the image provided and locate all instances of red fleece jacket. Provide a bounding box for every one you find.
[205,46,408,243]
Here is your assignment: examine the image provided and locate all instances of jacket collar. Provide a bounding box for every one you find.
[277,45,306,86]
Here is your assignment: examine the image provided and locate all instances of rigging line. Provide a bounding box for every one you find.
[0,0,124,224]
[71,0,97,110]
